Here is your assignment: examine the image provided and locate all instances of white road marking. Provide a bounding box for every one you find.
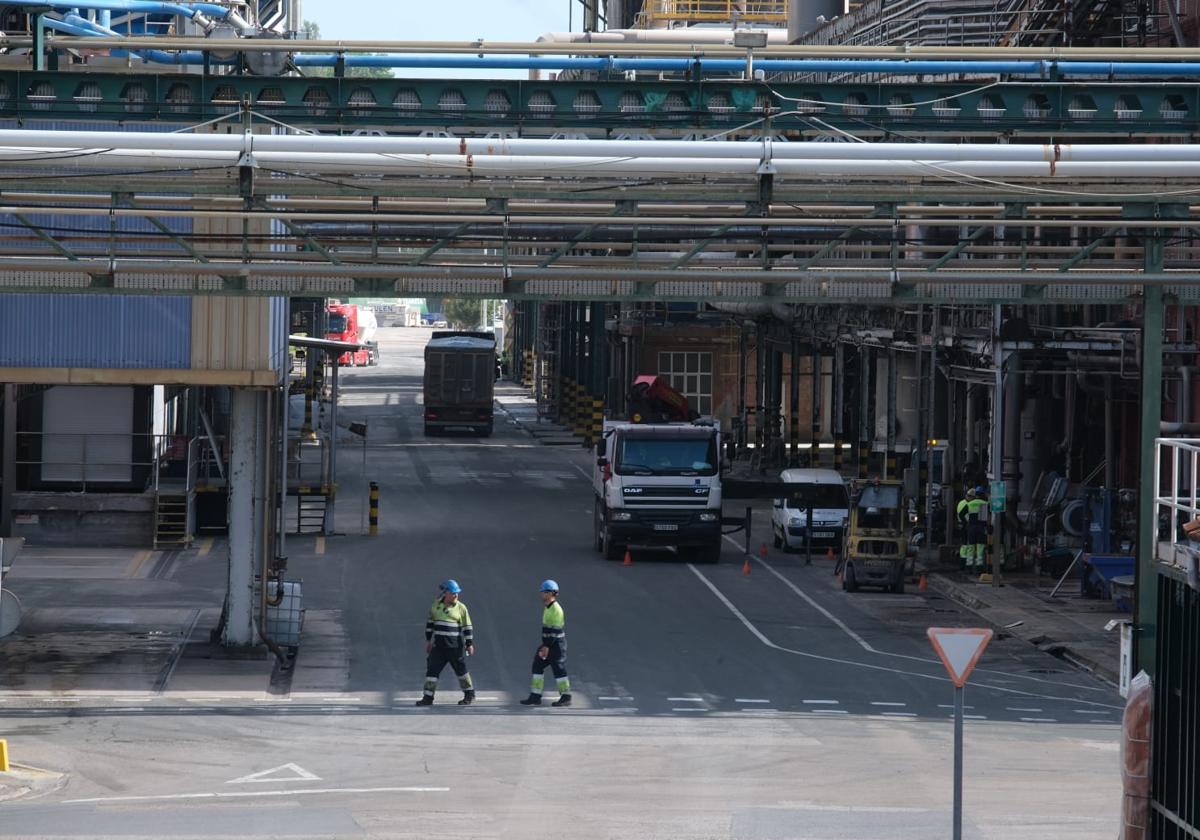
[113,697,153,703]
[963,715,988,720]
[740,708,779,713]
[938,704,975,709]
[64,786,449,805]
[42,698,81,703]
[881,711,918,717]
[735,698,771,704]
[1007,707,1044,712]
[667,697,704,702]
[1075,709,1111,714]
[802,699,840,705]
[809,709,849,714]
[687,564,1121,708]
[1020,717,1058,723]
[322,697,359,702]
[598,696,634,702]
[228,763,320,784]
[870,701,907,707]
[104,707,145,712]
[672,707,707,713]
[730,538,1115,697]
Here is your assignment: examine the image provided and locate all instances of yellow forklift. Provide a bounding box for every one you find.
[841,479,910,594]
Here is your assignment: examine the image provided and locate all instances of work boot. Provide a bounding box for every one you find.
[414,695,434,707]
[551,694,572,708]
[458,690,476,706]
[519,694,542,706]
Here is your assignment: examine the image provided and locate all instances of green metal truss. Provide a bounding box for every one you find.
[1,69,1199,135]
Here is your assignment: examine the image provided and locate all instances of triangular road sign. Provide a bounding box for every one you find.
[927,627,994,688]
[226,763,322,784]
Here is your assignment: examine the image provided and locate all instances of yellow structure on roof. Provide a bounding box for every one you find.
[637,0,788,26]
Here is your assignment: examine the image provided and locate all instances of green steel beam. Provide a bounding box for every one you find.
[3,69,1200,135]
[11,212,76,260]
[926,223,995,271]
[801,207,891,269]
[1136,238,1166,677]
[1058,226,1122,272]
[409,222,471,265]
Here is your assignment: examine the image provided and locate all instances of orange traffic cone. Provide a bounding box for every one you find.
[759,542,769,559]
[623,549,632,567]
[743,557,752,576]
[825,547,834,562]
[918,573,928,592]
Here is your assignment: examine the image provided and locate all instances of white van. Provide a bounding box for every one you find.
[770,468,851,553]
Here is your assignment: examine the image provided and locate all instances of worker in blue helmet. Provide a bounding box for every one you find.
[964,488,990,573]
[520,580,571,707]
[415,579,475,706]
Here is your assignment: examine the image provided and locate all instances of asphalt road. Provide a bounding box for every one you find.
[0,326,1123,839]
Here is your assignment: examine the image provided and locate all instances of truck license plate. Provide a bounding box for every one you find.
[813,531,834,538]
[653,523,679,532]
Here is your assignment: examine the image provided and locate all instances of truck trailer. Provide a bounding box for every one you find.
[423,331,497,436]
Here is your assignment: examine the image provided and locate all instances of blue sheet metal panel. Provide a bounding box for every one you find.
[0,293,191,368]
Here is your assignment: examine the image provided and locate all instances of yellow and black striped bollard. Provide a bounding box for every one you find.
[369,481,379,536]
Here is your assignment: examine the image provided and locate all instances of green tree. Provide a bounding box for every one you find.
[300,20,393,79]
[443,298,494,330]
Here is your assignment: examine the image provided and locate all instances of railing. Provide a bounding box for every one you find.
[14,431,186,494]
[1154,437,1200,569]
[637,0,788,25]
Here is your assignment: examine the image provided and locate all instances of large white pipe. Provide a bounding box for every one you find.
[3,146,1200,179]
[5,129,1200,163]
[536,28,791,45]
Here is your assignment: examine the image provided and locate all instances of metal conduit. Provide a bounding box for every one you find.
[293,223,864,242]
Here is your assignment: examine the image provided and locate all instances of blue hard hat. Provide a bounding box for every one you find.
[440,579,462,594]
[539,579,559,593]
[975,485,986,494]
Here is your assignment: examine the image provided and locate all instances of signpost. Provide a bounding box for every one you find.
[989,480,1006,514]
[927,627,994,840]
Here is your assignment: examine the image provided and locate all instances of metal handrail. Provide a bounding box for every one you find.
[14,431,189,494]
[1154,437,1200,568]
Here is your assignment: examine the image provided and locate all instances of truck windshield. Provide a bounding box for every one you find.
[327,314,348,333]
[617,437,716,476]
[783,485,849,510]
[856,485,902,529]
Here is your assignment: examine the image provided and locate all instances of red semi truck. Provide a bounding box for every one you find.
[326,303,378,366]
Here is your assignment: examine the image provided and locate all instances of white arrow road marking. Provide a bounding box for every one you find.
[227,763,321,784]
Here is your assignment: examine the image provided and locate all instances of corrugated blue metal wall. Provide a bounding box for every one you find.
[0,294,191,368]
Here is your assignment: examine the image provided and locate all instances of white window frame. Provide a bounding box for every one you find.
[658,350,713,416]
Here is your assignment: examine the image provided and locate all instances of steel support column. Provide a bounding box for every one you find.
[811,345,822,467]
[0,385,14,537]
[833,342,845,473]
[1136,260,1165,675]
[789,335,800,466]
[858,346,871,479]
[886,348,898,480]
[223,387,263,648]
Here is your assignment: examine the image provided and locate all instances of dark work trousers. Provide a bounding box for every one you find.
[529,642,569,696]
[423,644,472,696]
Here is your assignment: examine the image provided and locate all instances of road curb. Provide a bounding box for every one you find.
[927,572,1120,687]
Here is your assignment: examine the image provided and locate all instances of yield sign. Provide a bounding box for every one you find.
[226,763,321,784]
[927,627,994,688]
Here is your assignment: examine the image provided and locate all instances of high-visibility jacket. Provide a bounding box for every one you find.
[425,599,474,649]
[541,600,566,649]
[956,498,970,525]
[964,498,989,542]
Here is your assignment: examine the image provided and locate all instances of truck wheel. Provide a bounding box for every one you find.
[602,524,624,562]
[696,542,722,564]
[842,561,859,593]
[892,574,906,595]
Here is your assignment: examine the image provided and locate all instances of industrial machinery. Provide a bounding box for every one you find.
[842,479,909,594]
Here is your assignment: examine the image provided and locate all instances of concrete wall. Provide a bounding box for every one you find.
[11,492,154,547]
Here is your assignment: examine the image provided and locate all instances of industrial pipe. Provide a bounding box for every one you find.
[8,130,1200,165]
[535,28,794,45]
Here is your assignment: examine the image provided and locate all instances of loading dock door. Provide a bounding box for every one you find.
[41,386,133,484]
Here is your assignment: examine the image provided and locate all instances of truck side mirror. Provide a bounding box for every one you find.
[773,498,783,509]
[595,441,606,457]
[597,457,608,468]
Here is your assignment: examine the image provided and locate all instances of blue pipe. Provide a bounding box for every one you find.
[45,15,217,63]
[27,0,239,21]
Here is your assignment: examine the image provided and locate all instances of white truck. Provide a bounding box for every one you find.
[592,376,724,564]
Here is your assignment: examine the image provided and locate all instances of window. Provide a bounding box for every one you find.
[658,351,713,416]
[616,436,717,476]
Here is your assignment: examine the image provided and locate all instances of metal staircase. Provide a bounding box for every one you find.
[153,490,191,549]
[296,493,328,534]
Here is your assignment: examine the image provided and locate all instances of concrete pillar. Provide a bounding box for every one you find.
[223,387,263,648]
[858,347,871,479]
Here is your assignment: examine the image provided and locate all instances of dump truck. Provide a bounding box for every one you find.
[593,376,723,563]
[423,331,497,436]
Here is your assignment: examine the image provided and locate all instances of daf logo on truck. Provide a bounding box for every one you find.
[592,375,723,564]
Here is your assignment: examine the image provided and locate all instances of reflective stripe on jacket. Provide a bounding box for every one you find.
[425,599,474,647]
[541,600,565,647]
